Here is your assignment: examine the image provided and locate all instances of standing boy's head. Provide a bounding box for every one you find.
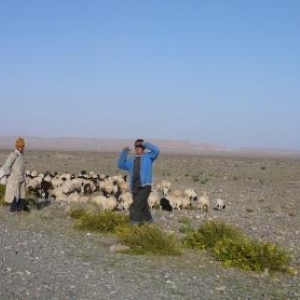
[134,139,145,155]
[15,137,25,152]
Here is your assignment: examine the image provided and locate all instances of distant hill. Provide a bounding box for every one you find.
[0,136,224,154]
[1,136,299,156]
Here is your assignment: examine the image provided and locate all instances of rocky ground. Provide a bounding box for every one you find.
[1,149,300,299]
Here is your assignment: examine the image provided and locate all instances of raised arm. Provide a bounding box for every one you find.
[117,147,131,171]
[143,141,160,161]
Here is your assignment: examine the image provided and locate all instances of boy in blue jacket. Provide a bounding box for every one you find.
[117,139,160,225]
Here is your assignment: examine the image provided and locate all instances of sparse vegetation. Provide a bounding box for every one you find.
[1,149,298,282]
[69,209,292,272]
[178,217,193,233]
[191,174,208,184]
[115,224,183,256]
[183,220,291,273]
[0,185,7,206]
[213,238,290,272]
[184,220,245,250]
[192,174,200,182]
[69,208,182,256]
[70,208,128,233]
[200,178,209,184]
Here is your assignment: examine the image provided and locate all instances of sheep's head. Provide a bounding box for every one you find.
[215,198,226,210]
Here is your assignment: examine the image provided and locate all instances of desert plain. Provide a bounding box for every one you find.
[1,149,300,299]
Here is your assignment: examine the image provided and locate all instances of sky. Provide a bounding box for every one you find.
[0,1,299,150]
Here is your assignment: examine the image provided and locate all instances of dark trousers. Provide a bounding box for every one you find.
[10,197,27,212]
[130,186,152,224]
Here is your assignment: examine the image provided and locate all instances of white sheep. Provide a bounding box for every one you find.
[118,191,133,211]
[161,193,182,211]
[92,195,107,207]
[93,194,118,211]
[67,192,81,203]
[180,195,192,210]
[105,195,118,211]
[184,188,197,201]
[214,198,226,210]
[160,179,172,197]
[148,190,160,210]
[27,176,42,191]
[195,190,209,212]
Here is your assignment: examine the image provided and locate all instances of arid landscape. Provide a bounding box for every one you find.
[1,148,300,299]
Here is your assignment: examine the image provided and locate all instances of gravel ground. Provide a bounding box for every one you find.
[1,207,299,300]
[1,150,300,299]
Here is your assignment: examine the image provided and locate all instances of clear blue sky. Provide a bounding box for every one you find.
[0,0,299,150]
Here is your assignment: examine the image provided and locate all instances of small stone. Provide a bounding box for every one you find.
[215,286,226,291]
[110,244,130,253]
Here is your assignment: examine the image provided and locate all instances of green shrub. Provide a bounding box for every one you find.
[0,185,7,206]
[192,175,200,182]
[200,178,209,184]
[179,222,194,234]
[178,217,194,234]
[69,207,87,219]
[213,238,291,272]
[191,175,208,184]
[115,224,182,256]
[71,209,128,233]
[183,220,245,250]
[183,220,291,273]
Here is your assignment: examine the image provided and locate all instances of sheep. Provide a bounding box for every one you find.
[67,192,82,203]
[118,191,133,211]
[92,194,118,210]
[184,188,198,201]
[27,176,42,191]
[61,179,76,194]
[194,190,209,212]
[160,179,172,197]
[40,176,54,199]
[30,170,38,177]
[59,172,71,181]
[104,195,118,211]
[99,179,114,197]
[175,188,197,210]
[52,188,69,202]
[51,175,64,188]
[180,195,192,210]
[160,193,182,211]
[160,197,173,211]
[148,190,160,210]
[214,198,226,210]
[92,194,107,207]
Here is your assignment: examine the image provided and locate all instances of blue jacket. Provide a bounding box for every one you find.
[117,142,160,191]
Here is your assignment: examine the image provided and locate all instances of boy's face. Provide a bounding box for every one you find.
[16,145,25,153]
[135,144,144,155]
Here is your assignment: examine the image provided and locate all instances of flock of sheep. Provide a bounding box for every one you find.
[25,170,226,212]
